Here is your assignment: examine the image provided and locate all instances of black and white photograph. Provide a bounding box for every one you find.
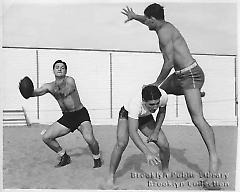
[1,0,238,191]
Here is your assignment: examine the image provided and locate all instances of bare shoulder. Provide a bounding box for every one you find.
[44,81,55,90]
[158,22,182,41]
[65,76,75,82]
[159,22,177,34]
[65,76,76,85]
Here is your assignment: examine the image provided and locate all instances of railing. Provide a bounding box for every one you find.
[2,46,238,125]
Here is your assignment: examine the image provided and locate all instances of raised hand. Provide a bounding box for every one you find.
[121,6,136,23]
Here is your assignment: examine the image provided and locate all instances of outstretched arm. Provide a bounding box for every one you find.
[32,83,50,97]
[121,6,147,25]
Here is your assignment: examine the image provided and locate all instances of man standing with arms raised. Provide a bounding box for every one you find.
[121,3,219,178]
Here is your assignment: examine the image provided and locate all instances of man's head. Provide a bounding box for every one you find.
[142,85,162,113]
[144,3,164,20]
[144,3,165,31]
[53,60,67,77]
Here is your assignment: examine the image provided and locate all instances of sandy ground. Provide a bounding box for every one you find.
[3,124,237,190]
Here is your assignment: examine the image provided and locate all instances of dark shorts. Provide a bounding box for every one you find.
[175,62,205,90]
[119,106,154,127]
[57,107,91,132]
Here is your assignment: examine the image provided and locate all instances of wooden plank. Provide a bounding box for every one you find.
[3,119,26,122]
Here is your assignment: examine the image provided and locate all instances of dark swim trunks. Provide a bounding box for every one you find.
[57,107,91,132]
[118,106,154,127]
[175,61,205,90]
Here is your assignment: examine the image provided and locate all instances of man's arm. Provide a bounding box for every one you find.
[154,29,174,86]
[128,117,151,154]
[128,117,161,165]
[121,6,147,25]
[32,83,50,97]
[148,106,166,143]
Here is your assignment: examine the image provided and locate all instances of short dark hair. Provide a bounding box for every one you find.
[144,3,164,20]
[142,85,161,102]
[53,60,67,70]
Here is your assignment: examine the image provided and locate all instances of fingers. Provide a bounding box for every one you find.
[155,156,161,164]
[147,156,161,166]
[121,6,133,15]
[148,159,159,166]
[121,6,134,23]
[124,19,130,23]
[121,8,127,15]
[147,137,157,143]
[121,11,127,16]
[121,9,130,23]
[126,6,133,12]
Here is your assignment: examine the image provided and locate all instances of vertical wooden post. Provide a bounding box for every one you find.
[36,50,40,119]
[110,53,113,118]
[176,96,179,118]
[234,56,238,126]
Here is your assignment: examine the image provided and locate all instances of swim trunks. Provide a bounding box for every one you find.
[175,61,205,90]
[57,107,91,132]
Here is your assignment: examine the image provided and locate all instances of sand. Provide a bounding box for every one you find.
[3,124,237,190]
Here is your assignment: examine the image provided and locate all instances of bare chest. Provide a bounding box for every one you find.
[51,82,68,99]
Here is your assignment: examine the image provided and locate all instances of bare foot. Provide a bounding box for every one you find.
[98,182,120,190]
[98,178,120,190]
[209,157,221,173]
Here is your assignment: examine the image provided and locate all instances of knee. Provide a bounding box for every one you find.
[84,133,96,145]
[42,133,52,143]
[191,115,206,126]
[157,140,169,151]
[116,140,128,151]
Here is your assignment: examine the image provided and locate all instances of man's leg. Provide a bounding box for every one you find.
[139,120,170,172]
[106,118,129,186]
[42,122,71,167]
[184,88,219,173]
[78,121,102,168]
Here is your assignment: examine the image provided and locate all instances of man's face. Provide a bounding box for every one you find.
[144,16,156,31]
[144,98,160,113]
[53,63,67,77]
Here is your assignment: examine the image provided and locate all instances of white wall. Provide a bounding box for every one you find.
[2,48,237,125]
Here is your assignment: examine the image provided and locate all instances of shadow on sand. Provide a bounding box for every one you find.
[115,146,210,180]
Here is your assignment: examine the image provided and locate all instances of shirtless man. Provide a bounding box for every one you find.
[102,85,169,189]
[122,4,219,175]
[30,60,102,168]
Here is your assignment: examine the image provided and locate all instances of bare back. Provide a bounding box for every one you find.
[158,22,194,71]
[48,76,83,112]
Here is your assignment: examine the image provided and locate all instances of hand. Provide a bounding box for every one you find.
[121,6,136,23]
[147,132,158,143]
[145,152,161,166]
